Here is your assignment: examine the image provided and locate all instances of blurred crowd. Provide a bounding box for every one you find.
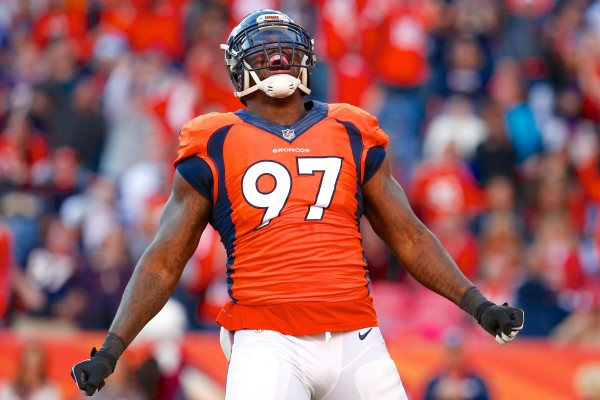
[0,0,600,350]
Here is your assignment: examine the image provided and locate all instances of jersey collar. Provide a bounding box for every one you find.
[234,100,328,143]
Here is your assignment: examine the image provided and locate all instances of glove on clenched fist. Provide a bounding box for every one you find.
[460,287,525,345]
[71,347,116,396]
[476,301,524,344]
[71,333,125,396]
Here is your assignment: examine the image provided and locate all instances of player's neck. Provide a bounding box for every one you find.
[246,92,308,126]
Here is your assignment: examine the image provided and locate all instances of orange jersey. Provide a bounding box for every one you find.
[174,101,388,335]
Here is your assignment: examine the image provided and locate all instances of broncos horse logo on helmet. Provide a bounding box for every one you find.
[220,9,316,103]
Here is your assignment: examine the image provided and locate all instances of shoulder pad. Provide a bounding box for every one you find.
[328,103,389,149]
[175,112,241,166]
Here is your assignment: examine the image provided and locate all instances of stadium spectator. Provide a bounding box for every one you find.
[99,46,189,179]
[487,58,544,170]
[125,0,186,61]
[31,0,88,60]
[0,110,49,189]
[314,0,379,107]
[438,35,491,99]
[0,342,61,400]
[32,146,94,214]
[12,217,88,329]
[531,213,586,294]
[0,191,44,268]
[98,53,162,180]
[538,87,594,156]
[59,176,121,254]
[473,99,518,185]
[79,227,134,330]
[542,1,587,89]
[410,142,484,226]
[64,78,107,173]
[477,175,523,234]
[116,137,173,257]
[525,152,587,234]
[477,212,524,306]
[500,0,553,82]
[29,38,82,142]
[423,329,491,400]
[449,0,502,40]
[422,95,487,162]
[2,35,44,114]
[369,0,441,182]
[516,240,573,337]
[184,2,239,113]
[551,279,600,345]
[516,278,569,337]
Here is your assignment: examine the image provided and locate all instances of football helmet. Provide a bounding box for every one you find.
[221,9,316,101]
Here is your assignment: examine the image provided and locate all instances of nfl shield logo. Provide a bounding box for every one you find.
[282,129,295,140]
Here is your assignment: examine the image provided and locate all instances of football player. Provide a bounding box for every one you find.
[72,9,524,399]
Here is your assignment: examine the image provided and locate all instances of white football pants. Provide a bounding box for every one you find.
[222,327,408,400]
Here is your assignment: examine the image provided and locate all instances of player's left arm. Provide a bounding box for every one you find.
[363,155,524,343]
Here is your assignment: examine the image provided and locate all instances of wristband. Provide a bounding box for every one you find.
[460,287,493,321]
[99,333,126,361]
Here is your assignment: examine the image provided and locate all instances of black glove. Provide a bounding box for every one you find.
[71,347,116,396]
[476,301,525,344]
[71,333,125,396]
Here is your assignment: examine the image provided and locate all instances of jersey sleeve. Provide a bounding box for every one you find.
[364,146,386,183]
[173,112,241,203]
[176,156,214,203]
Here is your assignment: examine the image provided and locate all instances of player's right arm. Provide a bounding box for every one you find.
[71,171,212,396]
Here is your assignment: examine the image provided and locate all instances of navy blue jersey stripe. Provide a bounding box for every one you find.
[207,125,237,302]
[338,120,371,293]
[364,146,386,184]
[338,120,364,221]
[176,156,214,203]
[234,100,328,143]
